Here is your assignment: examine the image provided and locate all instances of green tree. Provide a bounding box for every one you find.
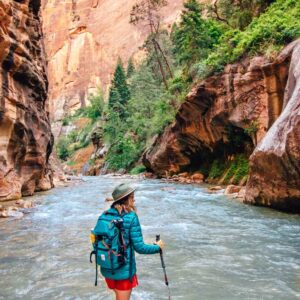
[172,0,223,73]
[130,0,173,88]
[208,0,273,30]
[108,59,130,107]
[86,88,105,120]
[126,57,135,78]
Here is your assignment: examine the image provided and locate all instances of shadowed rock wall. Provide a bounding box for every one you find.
[0,0,53,201]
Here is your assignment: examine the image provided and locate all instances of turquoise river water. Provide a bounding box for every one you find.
[0,176,299,300]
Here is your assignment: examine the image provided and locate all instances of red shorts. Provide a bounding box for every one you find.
[105,274,138,291]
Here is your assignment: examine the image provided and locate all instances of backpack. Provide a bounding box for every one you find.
[90,211,128,286]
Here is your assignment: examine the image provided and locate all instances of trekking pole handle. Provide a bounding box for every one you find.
[156,235,160,242]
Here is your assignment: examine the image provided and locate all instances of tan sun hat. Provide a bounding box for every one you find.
[112,183,136,202]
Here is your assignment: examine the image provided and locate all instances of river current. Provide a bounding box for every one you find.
[0,176,299,300]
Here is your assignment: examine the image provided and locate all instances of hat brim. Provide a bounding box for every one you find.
[113,187,136,203]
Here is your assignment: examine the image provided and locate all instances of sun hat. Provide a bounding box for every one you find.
[112,183,136,202]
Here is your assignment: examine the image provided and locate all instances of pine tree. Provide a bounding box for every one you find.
[109,58,130,107]
[108,88,121,109]
[172,0,223,70]
[126,57,135,78]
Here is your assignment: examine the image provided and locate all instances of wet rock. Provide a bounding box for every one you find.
[178,172,189,178]
[143,172,157,179]
[235,187,246,200]
[15,199,25,206]
[0,211,8,218]
[209,186,223,191]
[15,199,34,209]
[225,185,242,195]
[191,172,204,182]
[8,206,19,211]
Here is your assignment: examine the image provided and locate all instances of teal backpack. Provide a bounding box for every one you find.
[90,211,128,286]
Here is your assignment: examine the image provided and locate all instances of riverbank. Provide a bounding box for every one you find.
[0,175,84,219]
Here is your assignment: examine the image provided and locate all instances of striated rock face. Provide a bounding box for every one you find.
[143,49,291,177]
[0,0,53,201]
[41,0,185,121]
[245,40,300,212]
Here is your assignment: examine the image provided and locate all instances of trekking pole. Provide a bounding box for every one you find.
[156,235,171,300]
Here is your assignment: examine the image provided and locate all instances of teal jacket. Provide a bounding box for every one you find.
[93,208,160,280]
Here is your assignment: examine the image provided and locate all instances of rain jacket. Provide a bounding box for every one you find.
[94,207,160,280]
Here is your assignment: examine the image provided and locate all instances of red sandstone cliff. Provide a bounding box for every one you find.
[143,51,290,176]
[245,40,300,212]
[0,0,53,201]
[41,0,185,122]
[144,40,300,212]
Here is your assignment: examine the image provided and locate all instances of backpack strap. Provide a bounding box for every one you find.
[128,217,135,282]
[89,238,99,286]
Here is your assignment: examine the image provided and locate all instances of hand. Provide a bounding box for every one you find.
[155,239,165,250]
[90,232,96,244]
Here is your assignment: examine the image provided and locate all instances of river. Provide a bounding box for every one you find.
[0,176,299,300]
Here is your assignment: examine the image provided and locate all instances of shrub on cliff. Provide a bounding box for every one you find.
[204,0,300,75]
[172,0,299,79]
[85,90,105,120]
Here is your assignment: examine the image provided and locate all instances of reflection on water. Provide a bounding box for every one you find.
[0,176,299,300]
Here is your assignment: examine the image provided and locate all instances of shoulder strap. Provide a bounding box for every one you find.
[128,217,135,282]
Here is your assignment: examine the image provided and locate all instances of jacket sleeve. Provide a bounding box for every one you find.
[130,214,160,254]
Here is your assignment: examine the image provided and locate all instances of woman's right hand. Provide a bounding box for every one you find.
[155,239,165,249]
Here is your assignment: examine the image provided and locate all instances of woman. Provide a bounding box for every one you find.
[93,183,164,300]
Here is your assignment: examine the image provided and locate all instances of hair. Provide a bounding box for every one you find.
[111,192,136,213]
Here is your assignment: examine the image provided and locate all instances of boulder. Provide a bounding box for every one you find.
[236,187,246,200]
[191,172,204,181]
[0,210,8,218]
[209,186,223,191]
[178,172,189,178]
[225,185,242,195]
[15,199,34,209]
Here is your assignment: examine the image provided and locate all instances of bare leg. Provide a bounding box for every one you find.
[114,289,132,300]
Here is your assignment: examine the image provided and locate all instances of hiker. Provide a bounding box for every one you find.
[92,183,164,300]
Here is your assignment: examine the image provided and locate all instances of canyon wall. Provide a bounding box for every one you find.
[144,40,300,212]
[245,40,300,212]
[41,0,185,122]
[0,0,53,201]
[143,51,290,176]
